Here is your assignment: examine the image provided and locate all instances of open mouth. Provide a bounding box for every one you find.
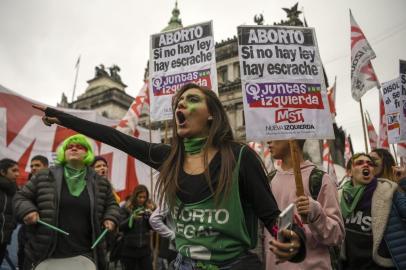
[176,111,186,125]
[362,169,370,177]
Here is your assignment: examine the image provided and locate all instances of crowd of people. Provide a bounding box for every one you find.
[0,83,406,270]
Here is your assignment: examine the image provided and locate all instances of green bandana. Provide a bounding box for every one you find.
[129,206,145,228]
[184,137,207,155]
[340,180,365,219]
[63,165,87,197]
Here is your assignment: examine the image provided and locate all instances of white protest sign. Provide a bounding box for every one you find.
[382,77,402,144]
[237,25,334,141]
[399,60,406,142]
[149,21,217,121]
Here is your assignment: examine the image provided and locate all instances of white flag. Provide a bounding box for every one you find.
[350,10,380,101]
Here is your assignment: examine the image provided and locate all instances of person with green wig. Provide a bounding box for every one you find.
[339,153,401,269]
[13,134,121,270]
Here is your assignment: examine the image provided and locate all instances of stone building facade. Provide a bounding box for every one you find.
[59,64,133,120]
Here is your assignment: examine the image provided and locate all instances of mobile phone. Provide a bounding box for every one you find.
[277,203,294,242]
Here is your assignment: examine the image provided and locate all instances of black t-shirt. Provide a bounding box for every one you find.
[52,177,92,258]
[46,108,280,232]
[343,204,395,270]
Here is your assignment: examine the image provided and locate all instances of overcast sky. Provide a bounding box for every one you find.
[1,0,405,152]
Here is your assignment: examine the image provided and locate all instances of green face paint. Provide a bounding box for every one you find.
[187,102,197,113]
[185,94,202,113]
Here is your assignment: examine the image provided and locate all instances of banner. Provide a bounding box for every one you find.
[400,60,406,143]
[237,25,334,141]
[0,85,160,199]
[350,10,379,101]
[381,78,402,144]
[149,21,218,121]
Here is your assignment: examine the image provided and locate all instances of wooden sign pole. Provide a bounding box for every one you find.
[289,140,306,223]
[289,140,304,197]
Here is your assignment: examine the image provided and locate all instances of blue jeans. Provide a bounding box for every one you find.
[170,252,263,270]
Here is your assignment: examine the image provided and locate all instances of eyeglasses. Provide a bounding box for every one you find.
[66,144,87,151]
[353,159,376,167]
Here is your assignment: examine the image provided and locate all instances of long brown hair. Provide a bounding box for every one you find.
[156,83,236,209]
[129,184,149,209]
[370,148,396,180]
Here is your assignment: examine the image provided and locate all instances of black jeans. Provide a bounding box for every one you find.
[121,254,153,270]
[0,242,8,266]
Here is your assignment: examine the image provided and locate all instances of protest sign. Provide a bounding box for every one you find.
[382,77,402,144]
[399,60,406,142]
[237,25,334,141]
[149,21,217,121]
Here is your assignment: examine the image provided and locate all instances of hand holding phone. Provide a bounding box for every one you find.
[277,203,294,242]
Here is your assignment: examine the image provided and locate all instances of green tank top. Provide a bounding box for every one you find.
[172,146,258,263]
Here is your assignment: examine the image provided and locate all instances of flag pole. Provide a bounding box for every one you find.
[147,94,158,270]
[71,56,81,102]
[392,144,399,165]
[359,99,369,153]
[148,108,153,199]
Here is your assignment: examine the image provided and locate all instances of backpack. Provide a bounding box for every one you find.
[268,167,341,270]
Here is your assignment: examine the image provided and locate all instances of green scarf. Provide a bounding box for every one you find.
[63,165,87,197]
[340,180,365,219]
[129,206,145,228]
[184,137,207,155]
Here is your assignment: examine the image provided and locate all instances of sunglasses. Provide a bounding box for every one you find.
[66,144,87,151]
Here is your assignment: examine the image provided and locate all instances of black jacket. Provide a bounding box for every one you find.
[13,166,120,269]
[0,175,17,244]
[119,207,151,258]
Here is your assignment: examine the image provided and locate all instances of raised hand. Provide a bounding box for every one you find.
[393,165,406,182]
[32,104,61,126]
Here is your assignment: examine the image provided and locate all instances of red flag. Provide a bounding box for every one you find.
[323,140,337,184]
[350,10,380,101]
[365,111,378,150]
[344,136,352,167]
[117,81,149,137]
[378,90,389,149]
[248,141,274,171]
[115,81,160,199]
[327,77,337,117]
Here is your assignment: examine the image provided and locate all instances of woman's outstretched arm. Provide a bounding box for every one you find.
[33,105,170,170]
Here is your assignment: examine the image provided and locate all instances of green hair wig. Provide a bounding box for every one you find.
[56,134,95,166]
